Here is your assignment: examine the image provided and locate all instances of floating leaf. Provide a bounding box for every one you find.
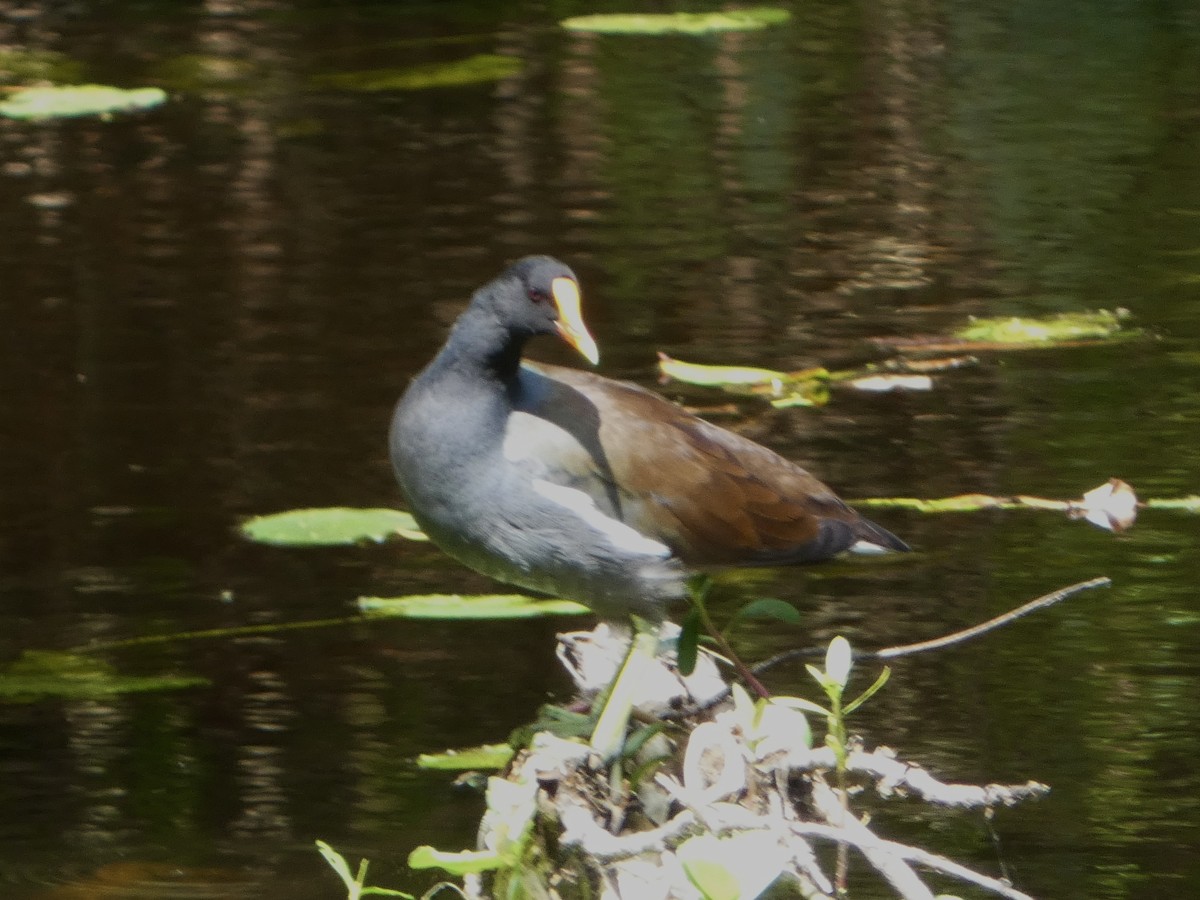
[358,593,588,620]
[955,308,1131,344]
[1146,495,1200,513]
[766,380,831,408]
[0,651,206,703]
[240,507,426,546]
[315,54,520,92]
[562,8,791,35]
[657,351,788,388]
[856,480,1142,532]
[848,373,933,392]
[876,308,1138,354]
[0,85,167,120]
[418,743,514,771]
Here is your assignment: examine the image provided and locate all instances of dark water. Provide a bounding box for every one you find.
[2,1,1199,897]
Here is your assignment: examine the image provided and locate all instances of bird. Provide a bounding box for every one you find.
[389,256,909,623]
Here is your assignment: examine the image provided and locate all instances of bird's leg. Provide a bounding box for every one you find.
[588,617,660,762]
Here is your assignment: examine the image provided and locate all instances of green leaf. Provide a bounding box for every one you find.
[407,846,505,875]
[561,8,791,35]
[804,663,834,695]
[0,84,166,120]
[769,695,830,717]
[955,308,1131,344]
[725,597,801,635]
[316,841,415,899]
[358,594,588,620]
[657,353,789,387]
[677,608,701,676]
[315,54,520,92]
[678,833,787,900]
[843,666,891,716]
[417,743,514,771]
[1146,495,1200,512]
[240,507,427,546]
[315,840,356,888]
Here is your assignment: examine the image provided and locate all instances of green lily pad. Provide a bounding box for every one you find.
[0,85,167,120]
[0,651,206,703]
[358,594,588,620]
[240,507,427,546]
[955,308,1132,344]
[315,54,520,92]
[561,8,791,35]
[657,351,789,387]
[418,743,515,771]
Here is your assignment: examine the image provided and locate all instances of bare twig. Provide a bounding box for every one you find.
[749,577,1111,678]
[810,778,936,900]
[874,577,1111,660]
[783,746,1050,808]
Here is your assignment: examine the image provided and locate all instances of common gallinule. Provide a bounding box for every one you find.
[389,256,909,622]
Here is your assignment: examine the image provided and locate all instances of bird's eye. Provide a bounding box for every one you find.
[528,286,548,304]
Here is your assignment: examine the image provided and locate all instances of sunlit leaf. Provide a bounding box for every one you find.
[562,8,791,35]
[1146,495,1200,512]
[0,85,167,120]
[315,841,357,889]
[678,833,787,900]
[843,666,891,716]
[856,479,1143,533]
[407,846,505,875]
[240,507,427,546]
[955,308,1131,344]
[657,351,788,387]
[854,493,1012,512]
[358,594,587,620]
[0,651,206,703]
[766,380,831,408]
[848,373,933,392]
[418,743,514,771]
[315,55,520,92]
[770,695,830,717]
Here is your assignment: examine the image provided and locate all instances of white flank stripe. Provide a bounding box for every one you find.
[849,539,890,555]
[531,479,670,558]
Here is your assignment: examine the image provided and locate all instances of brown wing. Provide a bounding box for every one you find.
[525,363,907,566]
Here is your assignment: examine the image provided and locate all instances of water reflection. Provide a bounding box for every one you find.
[0,1,1199,898]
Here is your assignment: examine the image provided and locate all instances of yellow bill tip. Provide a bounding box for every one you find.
[551,276,600,365]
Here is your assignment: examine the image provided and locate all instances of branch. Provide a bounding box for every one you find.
[749,577,1111,678]
[809,778,935,900]
[782,746,1050,808]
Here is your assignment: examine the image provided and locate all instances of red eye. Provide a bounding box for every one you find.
[528,287,548,304]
